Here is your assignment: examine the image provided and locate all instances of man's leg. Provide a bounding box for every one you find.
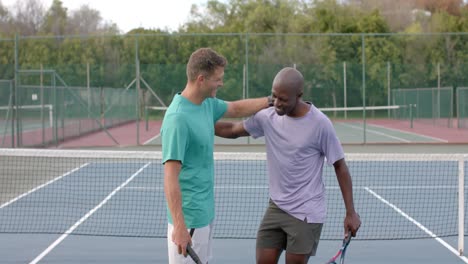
[257,248,282,264]
[256,200,287,264]
[283,216,322,264]
[284,252,310,264]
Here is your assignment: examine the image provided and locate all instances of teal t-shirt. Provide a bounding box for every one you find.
[161,93,227,228]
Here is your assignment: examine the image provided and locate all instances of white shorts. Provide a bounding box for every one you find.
[167,223,214,264]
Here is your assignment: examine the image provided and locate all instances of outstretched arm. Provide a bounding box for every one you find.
[224,96,271,118]
[333,158,361,237]
[215,121,250,139]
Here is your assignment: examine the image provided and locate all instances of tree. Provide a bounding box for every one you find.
[416,0,464,16]
[67,5,101,34]
[0,1,12,35]
[11,0,45,35]
[41,0,67,35]
[67,5,119,35]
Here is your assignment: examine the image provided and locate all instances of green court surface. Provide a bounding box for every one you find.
[144,120,447,146]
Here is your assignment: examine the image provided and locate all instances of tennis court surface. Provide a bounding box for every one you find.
[1,149,468,263]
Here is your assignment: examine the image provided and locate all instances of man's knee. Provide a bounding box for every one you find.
[256,248,282,264]
[285,252,310,264]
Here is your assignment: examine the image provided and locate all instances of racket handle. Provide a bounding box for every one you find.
[187,244,203,264]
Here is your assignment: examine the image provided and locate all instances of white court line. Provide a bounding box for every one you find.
[124,185,346,191]
[125,185,466,191]
[143,133,161,145]
[29,162,152,264]
[365,123,447,143]
[0,163,90,209]
[126,184,468,190]
[367,185,465,189]
[365,187,468,263]
[124,185,271,191]
[339,123,411,142]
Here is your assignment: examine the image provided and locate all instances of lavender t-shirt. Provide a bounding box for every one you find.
[243,104,344,223]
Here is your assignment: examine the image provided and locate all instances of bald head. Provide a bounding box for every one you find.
[271,67,306,116]
[272,67,304,95]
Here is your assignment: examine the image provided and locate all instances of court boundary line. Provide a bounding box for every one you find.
[28,162,152,264]
[125,185,467,191]
[365,187,468,263]
[0,163,89,209]
[364,123,448,143]
[338,123,411,142]
[366,185,464,189]
[143,133,161,145]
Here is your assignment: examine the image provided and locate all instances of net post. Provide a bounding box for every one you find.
[40,64,45,145]
[387,61,390,118]
[52,72,58,146]
[243,63,250,145]
[145,106,148,131]
[458,157,465,256]
[449,86,453,128]
[10,79,14,148]
[410,104,414,128]
[343,61,347,119]
[361,34,366,144]
[14,34,21,147]
[87,62,90,119]
[437,63,441,120]
[135,36,140,145]
[49,105,53,128]
[457,88,460,129]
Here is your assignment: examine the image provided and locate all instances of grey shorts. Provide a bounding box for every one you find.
[256,200,323,256]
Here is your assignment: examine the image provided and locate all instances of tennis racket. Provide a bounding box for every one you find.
[325,231,352,264]
[187,244,203,264]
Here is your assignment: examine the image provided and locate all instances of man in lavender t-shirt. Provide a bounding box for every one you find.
[215,67,361,264]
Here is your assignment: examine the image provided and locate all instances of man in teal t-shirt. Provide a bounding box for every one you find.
[161,47,272,264]
[162,94,227,228]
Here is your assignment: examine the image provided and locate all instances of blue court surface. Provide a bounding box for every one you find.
[1,154,467,263]
[0,235,467,263]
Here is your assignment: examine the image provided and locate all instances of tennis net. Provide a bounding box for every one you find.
[392,87,454,128]
[145,105,413,123]
[0,105,54,148]
[0,149,466,245]
[0,104,54,128]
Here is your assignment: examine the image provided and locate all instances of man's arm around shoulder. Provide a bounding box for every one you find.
[224,96,271,118]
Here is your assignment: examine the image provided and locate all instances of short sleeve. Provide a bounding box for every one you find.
[211,98,228,122]
[243,112,265,138]
[320,118,345,165]
[161,113,189,164]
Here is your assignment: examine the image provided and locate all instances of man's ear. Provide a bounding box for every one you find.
[196,74,205,83]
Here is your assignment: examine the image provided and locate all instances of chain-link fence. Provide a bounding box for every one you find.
[458,87,468,129]
[0,33,467,147]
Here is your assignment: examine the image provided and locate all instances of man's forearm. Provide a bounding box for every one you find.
[335,160,356,214]
[215,122,236,138]
[228,97,269,118]
[339,176,356,214]
[165,179,185,227]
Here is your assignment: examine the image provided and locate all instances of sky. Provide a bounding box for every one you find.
[1,0,210,32]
